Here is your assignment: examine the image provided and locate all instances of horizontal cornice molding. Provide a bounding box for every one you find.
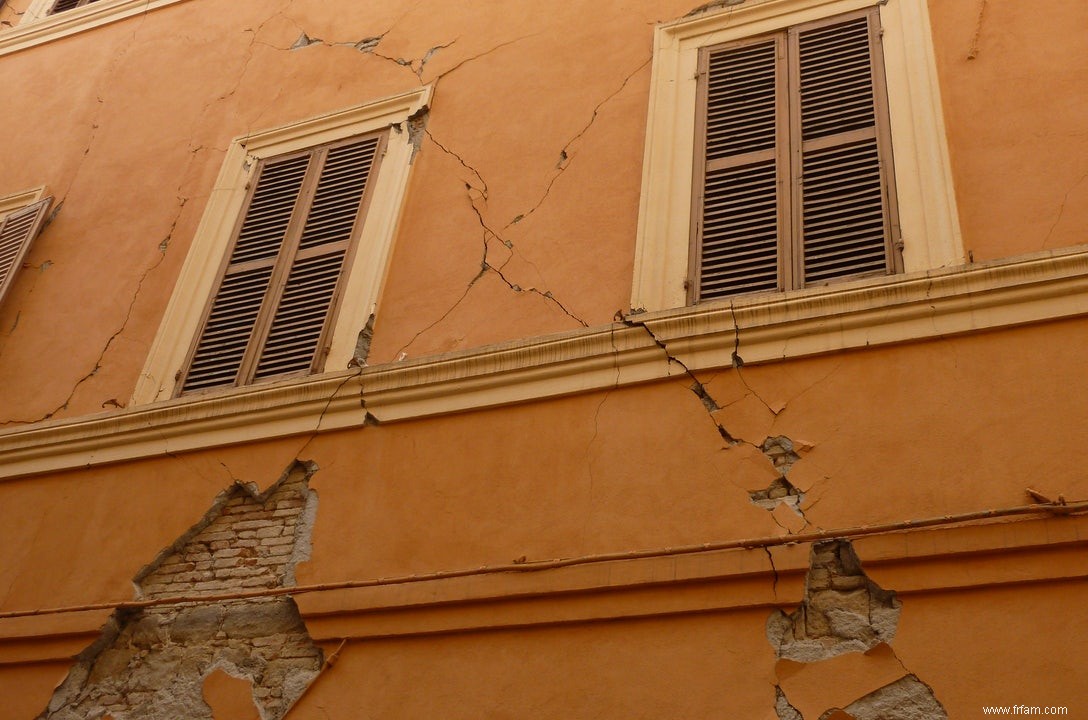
[2,246,1088,478]
[2,512,1085,662]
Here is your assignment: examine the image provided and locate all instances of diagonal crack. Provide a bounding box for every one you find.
[505,56,651,230]
[2,246,169,426]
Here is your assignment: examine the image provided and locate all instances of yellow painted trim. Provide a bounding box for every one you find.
[2,246,1088,478]
[632,0,963,311]
[131,87,432,406]
[0,0,188,56]
[0,185,47,218]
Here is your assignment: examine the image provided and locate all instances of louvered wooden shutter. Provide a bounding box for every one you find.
[50,0,99,13]
[792,12,899,285]
[692,9,899,302]
[180,134,384,394]
[692,36,785,301]
[0,198,51,308]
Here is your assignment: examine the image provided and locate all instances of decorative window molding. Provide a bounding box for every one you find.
[0,187,52,308]
[0,186,48,218]
[632,0,963,312]
[0,0,188,57]
[132,87,431,405]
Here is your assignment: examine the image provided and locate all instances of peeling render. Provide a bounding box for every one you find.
[769,540,948,719]
[767,540,900,662]
[38,462,323,719]
[832,676,949,720]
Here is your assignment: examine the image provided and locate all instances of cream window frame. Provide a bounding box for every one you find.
[1,0,188,57]
[132,86,431,406]
[0,186,48,219]
[632,0,963,312]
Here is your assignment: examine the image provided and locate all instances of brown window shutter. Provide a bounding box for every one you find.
[253,136,381,380]
[792,11,900,286]
[180,133,384,394]
[0,198,51,308]
[692,37,785,302]
[50,0,99,13]
[691,9,900,302]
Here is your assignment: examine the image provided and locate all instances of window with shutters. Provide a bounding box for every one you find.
[692,10,901,301]
[48,0,101,13]
[633,0,962,313]
[0,194,51,309]
[134,87,431,405]
[178,134,385,394]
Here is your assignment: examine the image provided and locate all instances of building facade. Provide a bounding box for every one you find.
[0,0,1086,716]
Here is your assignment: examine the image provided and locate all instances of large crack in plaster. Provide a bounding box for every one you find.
[39,461,324,720]
[504,57,651,230]
[768,540,948,719]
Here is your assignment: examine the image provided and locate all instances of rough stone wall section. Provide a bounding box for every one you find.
[834,676,950,720]
[39,461,323,720]
[768,540,948,720]
[767,540,900,662]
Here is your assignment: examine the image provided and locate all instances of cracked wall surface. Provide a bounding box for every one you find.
[1,0,1087,717]
[0,0,1085,422]
[38,462,322,719]
[769,540,947,719]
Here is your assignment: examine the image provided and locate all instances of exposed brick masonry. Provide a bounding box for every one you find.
[39,461,323,720]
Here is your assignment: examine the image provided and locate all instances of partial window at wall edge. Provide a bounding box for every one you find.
[131,86,431,406]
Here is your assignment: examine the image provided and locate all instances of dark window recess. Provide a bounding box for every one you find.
[0,198,52,308]
[178,134,385,394]
[49,0,101,14]
[690,9,902,303]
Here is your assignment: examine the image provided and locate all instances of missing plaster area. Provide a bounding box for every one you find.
[768,540,947,719]
[749,436,805,515]
[38,461,323,720]
[822,676,949,720]
[767,540,900,662]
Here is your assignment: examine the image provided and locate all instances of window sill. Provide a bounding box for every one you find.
[3,245,1088,479]
[0,0,188,57]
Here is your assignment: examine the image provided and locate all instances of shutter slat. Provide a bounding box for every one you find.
[704,40,779,160]
[798,16,875,142]
[0,198,52,307]
[229,155,311,265]
[253,251,346,379]
[297,138,379,251]
[183,266,274,392]
[698,158,779,300]
[801,139,887,283]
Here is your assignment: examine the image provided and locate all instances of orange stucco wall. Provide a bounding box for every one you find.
[1,0,1086,717]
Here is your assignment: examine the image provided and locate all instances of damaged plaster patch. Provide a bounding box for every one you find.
[776,686,805,720]
[761,436,800,475]
[749,477,803,512]
[766,540,900,663]
[39,461,323,720]
[749,436,806,517]
[769,541,948,719]
[686,0,747,16]
[823,676,948,720]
